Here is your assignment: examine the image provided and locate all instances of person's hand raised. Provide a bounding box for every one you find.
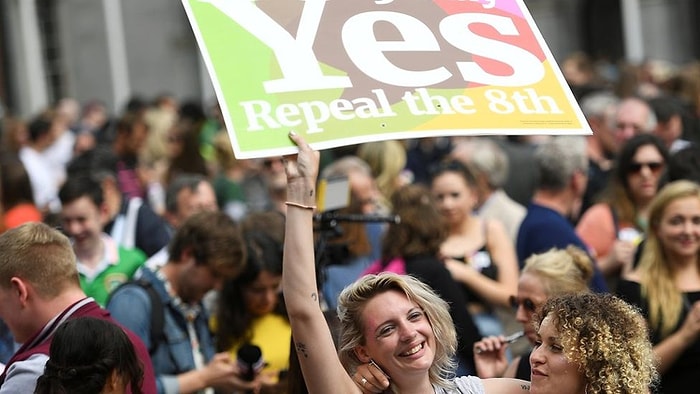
[284,131,319,184]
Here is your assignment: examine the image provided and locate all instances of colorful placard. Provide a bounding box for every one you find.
[182,0,590,159]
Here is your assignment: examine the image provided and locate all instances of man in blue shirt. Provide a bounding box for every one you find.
[516,136,608,292]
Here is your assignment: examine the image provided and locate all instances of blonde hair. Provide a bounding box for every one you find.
[337,273,457,392]
[638,180,700,337]
[522,246,594,297]
[536,293,658,393]
[0,222,80,299]
[213,131,240,171]
[357,141,407,208]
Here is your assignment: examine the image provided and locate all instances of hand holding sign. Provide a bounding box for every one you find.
[183,0,590,158]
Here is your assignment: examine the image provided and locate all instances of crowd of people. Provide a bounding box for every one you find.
[0,52,698,393]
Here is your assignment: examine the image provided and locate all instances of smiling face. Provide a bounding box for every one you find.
[529,315,586,394]
[656,196,700,261]
[60,196,106,251]
[431,171,476,226]
[355,290,435,381]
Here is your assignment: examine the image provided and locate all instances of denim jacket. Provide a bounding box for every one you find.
[107,267,215,394]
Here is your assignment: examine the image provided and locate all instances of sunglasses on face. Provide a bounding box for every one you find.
[509,295,537,312]
[628,161,664,175]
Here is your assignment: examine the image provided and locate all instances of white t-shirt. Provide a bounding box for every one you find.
[435,376,485,394]
[19,146,61,213]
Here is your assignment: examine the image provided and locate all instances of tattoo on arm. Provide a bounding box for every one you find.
[296,342,309,358]
[520,383,530,391]
[310,189,314,197]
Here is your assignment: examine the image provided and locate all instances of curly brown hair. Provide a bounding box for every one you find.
[534,293,658,394]
[168,210,246,279]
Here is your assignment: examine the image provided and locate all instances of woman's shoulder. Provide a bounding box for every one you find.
[577,203,615,230]
[483,218,510,244]
[586,202,615,215]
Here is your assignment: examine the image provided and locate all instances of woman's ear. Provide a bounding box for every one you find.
[353,346,371,363]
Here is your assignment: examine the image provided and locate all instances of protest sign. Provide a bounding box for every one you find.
[183,0,591,159]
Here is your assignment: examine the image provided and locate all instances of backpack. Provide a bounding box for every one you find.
[109,278,165,355]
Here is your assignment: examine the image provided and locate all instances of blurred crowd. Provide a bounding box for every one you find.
[0,51,699,393]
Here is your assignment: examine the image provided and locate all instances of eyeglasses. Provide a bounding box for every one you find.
[509,295,537,313]
[628,161,664,175]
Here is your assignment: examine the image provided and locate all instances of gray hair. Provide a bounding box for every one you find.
[451,138,509,189]
[535,136,588,191]
[580,91,619,120]
[320,156,372,180]
[616,97,658,132]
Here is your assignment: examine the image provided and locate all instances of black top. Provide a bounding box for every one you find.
[616,279,700,394]
[451,245,498,308]
[515,350,531,381]
[403,254,481,373]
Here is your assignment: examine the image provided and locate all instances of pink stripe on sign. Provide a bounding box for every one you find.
[490,0,523,18]
[435,0,523,18]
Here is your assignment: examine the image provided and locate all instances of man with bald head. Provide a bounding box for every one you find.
[613,97,657,145]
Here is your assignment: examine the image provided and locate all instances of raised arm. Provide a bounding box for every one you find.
[282,132,360,394]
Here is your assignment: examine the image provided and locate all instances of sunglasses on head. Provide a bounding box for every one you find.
[628,161,664,174]
[509,295,537,312]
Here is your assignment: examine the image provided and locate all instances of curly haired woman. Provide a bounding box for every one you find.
[532,293,657,394]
